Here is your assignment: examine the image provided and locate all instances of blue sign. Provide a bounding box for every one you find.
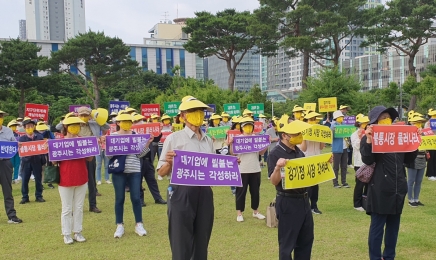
[430,119,436,130]
[109,101,130,114]
[0,141,18,159]
[205,104,216,119]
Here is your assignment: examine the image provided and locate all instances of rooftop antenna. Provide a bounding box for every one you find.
[162,11,169,23]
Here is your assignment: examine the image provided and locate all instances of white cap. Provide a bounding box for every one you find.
[333,110,344,120]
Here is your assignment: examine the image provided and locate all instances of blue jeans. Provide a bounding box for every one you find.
[407,168,425,202]
[112,172,142,224]
[96,151,109,182]
[368,213,401,260]
[22,162,43,199]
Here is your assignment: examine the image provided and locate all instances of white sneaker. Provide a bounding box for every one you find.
[236,215,244,222]
[348,165,354,168]
[97,181,102,185]
[354,207,365,212]
[429,177,436,181]
[106,180,112,184]
[135,223,147,236]
[64,235,74,245]
[73,233,86,242]
[114,224,124,238]
[253,212,266,220]
[157,175,163,181]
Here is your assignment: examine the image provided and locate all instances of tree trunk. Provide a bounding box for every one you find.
[226,60,236,92]
[19,83,25,117]
[302,50,310,89]
[93,77,99,109]
[407,52,417,110]
[333,37,341,67]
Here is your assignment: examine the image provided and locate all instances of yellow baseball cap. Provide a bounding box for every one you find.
[115,113,134,122]
[63,116,85,125]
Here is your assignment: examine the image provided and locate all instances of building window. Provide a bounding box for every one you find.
[180,49,186,77]
[141,47,148,71]
[166,49,174,75]
[129,47,136,61]
[156,48,162,74]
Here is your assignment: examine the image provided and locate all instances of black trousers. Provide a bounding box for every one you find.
[353,167,368,208]
[167,185,214,260]
[426,150,436,177]
[235,172,261,212]
[333,150,348,186]
[276,195,314,260]
[86,157,97,209]
[0,160,17,219]
[150,142,159,163]
[140,157,163,201]
[308,185,319,210]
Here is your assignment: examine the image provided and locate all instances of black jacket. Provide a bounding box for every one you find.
[360,135,418,215]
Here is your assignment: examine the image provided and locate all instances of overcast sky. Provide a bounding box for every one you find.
[0,0,260,44]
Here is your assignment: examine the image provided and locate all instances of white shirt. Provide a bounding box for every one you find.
[303,141,322,157]
[350,130,363,167]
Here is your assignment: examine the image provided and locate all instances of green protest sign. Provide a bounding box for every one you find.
[223,103,241,116]
[247,103,265,117]
[334,125,356,138]
[164,102,181,117]
[207,126,230,139]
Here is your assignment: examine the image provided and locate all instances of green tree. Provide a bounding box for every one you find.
[0,38,47,116]
[183,9,259,91]
[361,0,436,109]
[48,30,139,108]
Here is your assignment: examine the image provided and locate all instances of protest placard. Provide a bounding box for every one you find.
[223,103,241,116]
[48,137,100,161]
[105,134,151,156]
[247,103,265,117]
[109,101,129,114]
[283,153,335,189]
[25,103,49,121]
[207,126,230,139]
[253,122,264,134]
[0,141,18,159]
[302,125,333,144]
[131,123,161,136]
[140,104,160,118]
[418,135,436,151]
[69,105,90,113]
[372,125,421,153]
[318,97,337,112]
[172,123,184,132]
[303,103,317,111]
[343,116,356,125]
[164,102,181,117]
[205,104,216,119]
[231,135,270,154]
[334,125,356,138]
[18,140,48,157]
[170,150,242,187]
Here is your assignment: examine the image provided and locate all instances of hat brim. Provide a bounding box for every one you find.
[280,120,312,134]
[370,107,399,125]
[179,100,213,112]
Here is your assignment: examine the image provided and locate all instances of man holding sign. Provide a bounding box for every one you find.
[268,120,316,260]
[361,106,418,260]
[157,96,215,260]
[330,110,350,188]
[0,110,23,224]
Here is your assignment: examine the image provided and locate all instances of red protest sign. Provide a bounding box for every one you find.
[131,123,161,137]
[254,122,263,134]
[372,125,421,153]
[108,124,117,135]
[227,130,240,143]
[18,140,48,157]
[25,103,49,121]
[141,104,160,118]
[54,132,64,139]
[160,131,172,143]
[422,128,434,136]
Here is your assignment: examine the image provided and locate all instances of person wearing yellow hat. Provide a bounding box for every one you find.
[292,105,305,121]
[220,112,232,127]
[150,114,161,123]
[300,111,325,214]
[425,109,436,181]
[156,114,173,181]
[0,110,23,224]
[36,121,57,189]
[242,109,254,118]
[124,107,137,115]
[330,110,349,188]
[7,120,22,183]
[209,114,225,154]
[405,115,427,206]
[157,95,214,260]
[267,119,316,259]
[229,116,268,222]
[350,115,370,211]
[110,113,152,239]
[19,117,46,204]
[109,111,118,124]
[339,105,350,115]
[57,116,90,244]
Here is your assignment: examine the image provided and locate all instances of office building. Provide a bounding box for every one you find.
[25,0,86,41]
[19,19,27,40]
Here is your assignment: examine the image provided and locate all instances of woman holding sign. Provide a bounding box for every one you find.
[109,113,152,238]
[58,116,91,244]
[361,106,418,260]
[425,108,436,181]
[230,116,268,222]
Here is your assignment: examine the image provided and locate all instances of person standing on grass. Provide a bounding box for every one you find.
[57,116,91,245]
[0,110,23,224]
[361,106,418,260]
[7,120,21,184]
[301,111,325,215]
[36,122,56,189]
[350,115,369,212]
[229,116,268,222]
[109,113,151,238]
[268,120,319,260]
[157,96,215,260]
[424,108,436,181]
[19,117,46,204]
[406,115,427,207]
[330,110,350,188]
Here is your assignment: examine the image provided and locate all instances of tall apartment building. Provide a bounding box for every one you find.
[19,19,27,40]
[25,0,86,41]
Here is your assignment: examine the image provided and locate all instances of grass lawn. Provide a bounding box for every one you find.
[1,159,436,259]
